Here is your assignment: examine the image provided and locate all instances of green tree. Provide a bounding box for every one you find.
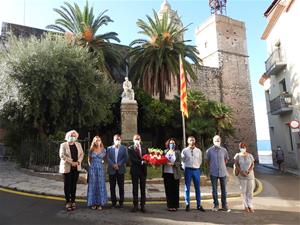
[135,89,178,147]
[129,10,201,101]
[186,90,235,149]
[46,0,121,79]
[0,34,120,139]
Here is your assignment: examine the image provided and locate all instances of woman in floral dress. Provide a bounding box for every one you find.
[87,136,107,210]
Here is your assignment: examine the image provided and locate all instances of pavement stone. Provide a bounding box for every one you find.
[0,160,242,201]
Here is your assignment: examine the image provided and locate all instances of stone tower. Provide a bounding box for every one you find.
[195,14,258,159]
[157,0,184,99]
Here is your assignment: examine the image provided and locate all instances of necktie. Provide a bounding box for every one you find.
[136,145,141,158]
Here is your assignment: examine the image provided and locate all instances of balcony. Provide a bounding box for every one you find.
[265,48,287,75]
[270,92,293,115]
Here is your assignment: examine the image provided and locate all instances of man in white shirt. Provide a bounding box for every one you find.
[181,136,205,212]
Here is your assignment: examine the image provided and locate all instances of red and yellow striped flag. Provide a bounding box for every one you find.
[180,55,188,118]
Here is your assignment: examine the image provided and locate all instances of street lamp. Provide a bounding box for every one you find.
[259,73,271,91]
[283,94,292,105]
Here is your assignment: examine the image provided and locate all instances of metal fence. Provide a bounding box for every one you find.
[20,139,90,173]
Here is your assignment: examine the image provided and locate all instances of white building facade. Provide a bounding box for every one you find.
[260,0,300,169]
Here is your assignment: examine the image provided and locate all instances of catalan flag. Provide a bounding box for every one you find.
[179,55,188,118]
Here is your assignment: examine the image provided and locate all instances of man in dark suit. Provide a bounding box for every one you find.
[107,134,128,208]
[128,134,148,213]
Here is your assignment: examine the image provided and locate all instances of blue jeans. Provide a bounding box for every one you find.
[210,175,227,208]
[184,168,201,207]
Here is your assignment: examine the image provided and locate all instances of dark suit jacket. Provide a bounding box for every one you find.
[128,144,148,176]
[107,145,128,175]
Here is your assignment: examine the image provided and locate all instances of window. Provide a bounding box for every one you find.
[288,126,294,151]
[279,79,287,92]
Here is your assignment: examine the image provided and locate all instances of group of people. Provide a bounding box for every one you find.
[59,130,256,213]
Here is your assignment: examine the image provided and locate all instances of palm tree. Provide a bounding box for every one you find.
[129,10,202,101]
[186,90,235,148]
[208,101,234,136]
[46,1,121,79]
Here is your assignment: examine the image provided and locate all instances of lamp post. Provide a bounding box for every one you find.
[259,73,271,91]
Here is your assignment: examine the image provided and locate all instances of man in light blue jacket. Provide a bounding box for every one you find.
[107,134,128,208]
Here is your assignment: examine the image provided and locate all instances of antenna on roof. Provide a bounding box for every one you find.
[209,0,227,15]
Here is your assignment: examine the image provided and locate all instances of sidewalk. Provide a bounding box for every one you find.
[0,160,242,201]
[262,163,300,176]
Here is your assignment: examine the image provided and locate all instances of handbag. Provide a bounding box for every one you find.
[233,155,240,176]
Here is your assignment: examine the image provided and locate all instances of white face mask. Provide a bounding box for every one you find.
[114,140,121,146]
[240,148,246,153]
[67,136,77,142]
[134,140,140,146]
[213,141,221,147]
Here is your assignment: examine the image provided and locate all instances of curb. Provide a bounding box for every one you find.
[0,178,263,203]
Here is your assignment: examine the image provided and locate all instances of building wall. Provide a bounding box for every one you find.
[264,0,300,169]
[189,65,222,102]
[195,15,258,160]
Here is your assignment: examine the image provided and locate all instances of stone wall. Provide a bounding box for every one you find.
[189,65,222,102]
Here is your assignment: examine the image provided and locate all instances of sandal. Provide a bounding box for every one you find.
[248,207,255,213]
[91,205,97,210]
[65,202,72,211]
[97,206,103,211]
[71,202,76,210]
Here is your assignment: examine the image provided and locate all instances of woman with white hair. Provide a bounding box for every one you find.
[59,130,84,211]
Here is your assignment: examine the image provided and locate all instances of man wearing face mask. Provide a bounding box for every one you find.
[181,136,205,212]
[128,134,148,213]
[205,135,230,212]
[275,145,285,172]
[107,134,128,208]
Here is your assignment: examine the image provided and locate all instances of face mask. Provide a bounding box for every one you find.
[114,140,121,146]
[213,141,221,147]
[169,143,175,149]
[68,136,77,142]
[240,148,246,153]
[134,140,140,145]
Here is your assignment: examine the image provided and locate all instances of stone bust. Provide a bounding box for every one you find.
[121,77,135,103]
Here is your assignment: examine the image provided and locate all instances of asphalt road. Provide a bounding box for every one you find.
[0,165,299,225]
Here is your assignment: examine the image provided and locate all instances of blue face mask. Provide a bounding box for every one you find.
[169,143,175,149]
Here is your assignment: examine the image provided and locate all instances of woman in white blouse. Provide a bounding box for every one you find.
[162,138,181,211]
[234,142,255,213]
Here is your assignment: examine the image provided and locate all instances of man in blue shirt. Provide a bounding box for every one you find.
[205,135,230,212]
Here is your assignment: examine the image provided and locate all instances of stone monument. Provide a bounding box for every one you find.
[121,77,138,142]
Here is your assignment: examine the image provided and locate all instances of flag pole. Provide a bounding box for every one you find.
[182,112,186,148]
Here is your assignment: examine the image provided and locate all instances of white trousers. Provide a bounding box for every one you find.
[239,179,254,208]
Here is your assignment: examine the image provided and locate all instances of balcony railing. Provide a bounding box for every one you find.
[265,48,286,75]
[270,92,293,115]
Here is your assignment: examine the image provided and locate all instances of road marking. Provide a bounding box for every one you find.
[254,178,263,196]
[0,178,263,204]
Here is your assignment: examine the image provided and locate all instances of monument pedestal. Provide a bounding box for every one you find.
[121,101,138,143]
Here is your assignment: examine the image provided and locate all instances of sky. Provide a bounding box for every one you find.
[0,0,272,140]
